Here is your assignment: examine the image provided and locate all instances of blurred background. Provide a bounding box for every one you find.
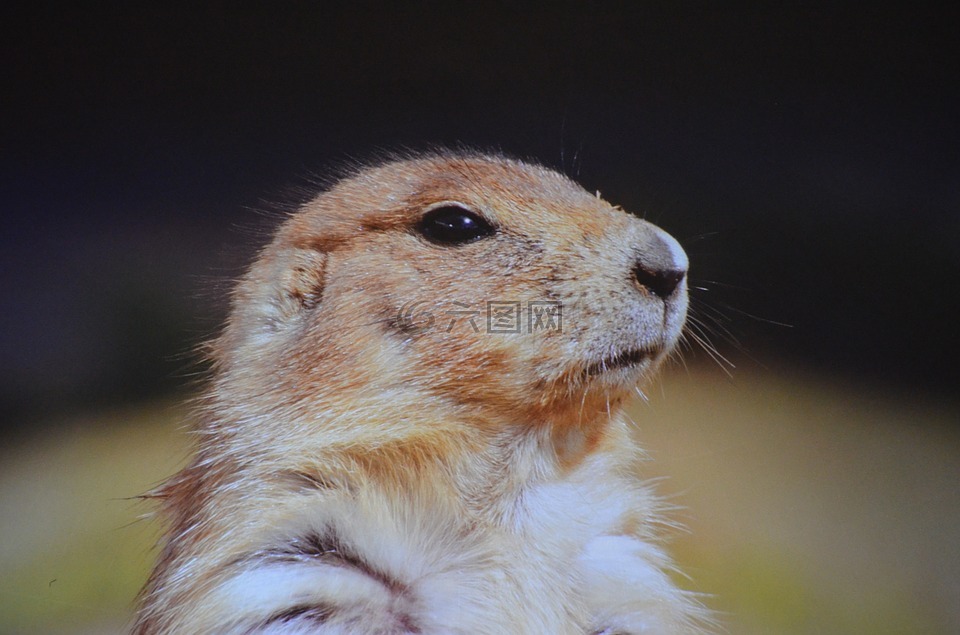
[2,4,957,633]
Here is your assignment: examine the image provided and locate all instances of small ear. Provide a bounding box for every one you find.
[275,248,328,319]
[217,247,329,362]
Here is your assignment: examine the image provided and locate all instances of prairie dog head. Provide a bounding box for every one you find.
[215,153,688,439]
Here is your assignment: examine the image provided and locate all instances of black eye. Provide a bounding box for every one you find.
[416,205,495,246]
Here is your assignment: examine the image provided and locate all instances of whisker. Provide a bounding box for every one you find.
[687,311,742,350]
[688,278,754,292]
[711,301,794,328]
[684,324,735,377]
[578,382,590,425]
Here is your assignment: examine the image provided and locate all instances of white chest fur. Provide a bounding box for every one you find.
[192,455,698,635]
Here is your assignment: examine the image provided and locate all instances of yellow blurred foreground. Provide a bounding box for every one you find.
[1,364,958,634]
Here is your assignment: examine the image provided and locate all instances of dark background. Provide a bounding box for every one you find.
[2,4,957,430]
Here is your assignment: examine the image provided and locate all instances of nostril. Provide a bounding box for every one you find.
[633,264,686,299]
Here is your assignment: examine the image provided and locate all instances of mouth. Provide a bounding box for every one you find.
[583,347,658,377]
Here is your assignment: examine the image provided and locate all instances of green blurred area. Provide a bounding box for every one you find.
[1,364,957,634]
[634,366,960,634]
[0,405,189,634]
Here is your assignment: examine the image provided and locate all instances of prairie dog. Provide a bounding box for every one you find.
[134,153,707,634]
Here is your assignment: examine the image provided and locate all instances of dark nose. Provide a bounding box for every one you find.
[633,262,686,299]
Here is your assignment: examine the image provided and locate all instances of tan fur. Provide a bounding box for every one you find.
[133,153,708,634]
